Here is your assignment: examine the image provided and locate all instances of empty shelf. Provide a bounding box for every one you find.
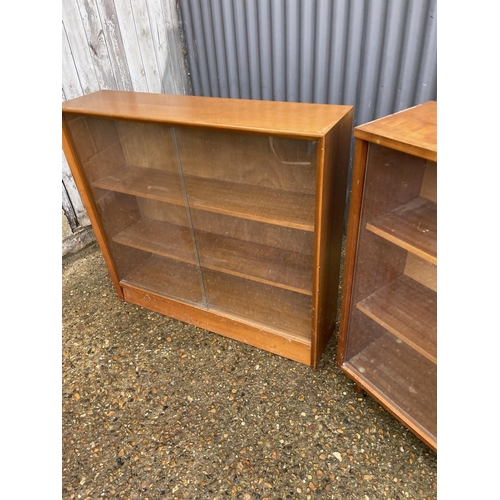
[366,197,436,264]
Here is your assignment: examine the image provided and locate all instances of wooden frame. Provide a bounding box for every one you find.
[62,91,353,368]
[336,101,437,450]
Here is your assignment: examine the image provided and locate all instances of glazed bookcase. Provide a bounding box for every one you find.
[336,101,437,450]
[62,91,353,368]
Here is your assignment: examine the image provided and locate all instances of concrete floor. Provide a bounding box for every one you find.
[62,241,437,499]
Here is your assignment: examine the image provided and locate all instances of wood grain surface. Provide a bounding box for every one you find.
[112,217,313,294]
[62,90,353,138]
[354,101,437,161]
[344,333,436,450]
[356,275,437,363]
[93,165,316,231]
[366,197,437,265]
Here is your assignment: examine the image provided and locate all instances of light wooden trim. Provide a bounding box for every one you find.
[93,166,315,231]
[310,135,326,368]
[311,109,354,368]
[354,101,437,162]
[62,90,354,138]
[336,139,369,366]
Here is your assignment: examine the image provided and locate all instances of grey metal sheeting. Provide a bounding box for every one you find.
[179,0,437,128]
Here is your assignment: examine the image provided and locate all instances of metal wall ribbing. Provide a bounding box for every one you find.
[179,0,437,128]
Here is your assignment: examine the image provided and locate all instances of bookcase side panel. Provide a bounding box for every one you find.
[311,110,353,368]
[336,139,369,366]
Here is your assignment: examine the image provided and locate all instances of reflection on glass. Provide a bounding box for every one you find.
[344,144,437,441]
[65,118,319,340]
[64,115,205,306]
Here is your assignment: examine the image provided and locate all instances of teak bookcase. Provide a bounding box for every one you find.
[336,101,437,450]
[62,91,353,368]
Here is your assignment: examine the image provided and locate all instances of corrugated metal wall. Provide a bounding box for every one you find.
[179,0,437,128]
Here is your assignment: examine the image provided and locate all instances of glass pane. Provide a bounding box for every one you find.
[174,128,317,340]
[344,143,437,440]
[64,115,206,307]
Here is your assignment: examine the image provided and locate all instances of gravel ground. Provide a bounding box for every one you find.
[62,242,437,500]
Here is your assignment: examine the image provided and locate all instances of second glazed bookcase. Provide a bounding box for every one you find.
[62,91,353,368]
[336,101,437,450]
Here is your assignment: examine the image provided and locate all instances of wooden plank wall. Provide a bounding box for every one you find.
[62,0,190,235]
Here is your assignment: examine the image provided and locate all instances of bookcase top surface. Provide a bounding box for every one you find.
[62,90,353,138]
[354,101,437,162]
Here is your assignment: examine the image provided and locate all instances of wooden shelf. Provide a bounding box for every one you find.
[93,165,315,231]
[113,218,198,265]
[120,254,205,306]
[344,333,436,445]
[195,228,313,295]
[203,269,312,342]
[120,255,312,343]
[366,197,437,264]
[113,218,313,295]
[93,166,184,205]
[356,275,436,363]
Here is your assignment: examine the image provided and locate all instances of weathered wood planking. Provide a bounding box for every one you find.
[62,21,83,99]
[113,0,151,92]
[62,15,89,224]
[62,0,100,96]
[75,0,117,90]
[146,0,190,95]
[135,0,165,93]
[145,0,169,93]
[62,151,90,226]
[161,0,191,94]
[92,0,133,91]
[62,0,189,108]
[62,0,189,232]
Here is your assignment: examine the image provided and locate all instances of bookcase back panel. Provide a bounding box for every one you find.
[202,269,312,342]
[190,210,315,256]
[420,161,437,203]
[175,128,318,195]
[115,120,178,172]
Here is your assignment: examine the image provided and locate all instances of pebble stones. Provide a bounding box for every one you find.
[62,243,437,499]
